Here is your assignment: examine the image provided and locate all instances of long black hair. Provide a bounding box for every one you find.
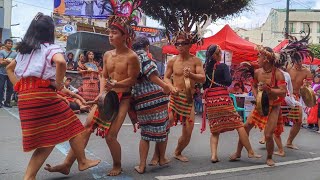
[16,13,55,54]
[204,44,219,74]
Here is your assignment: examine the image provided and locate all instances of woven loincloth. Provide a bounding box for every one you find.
[168,92,193,126]
[248,105,284,137]
[287,94,302,123]
[91,92,131,138]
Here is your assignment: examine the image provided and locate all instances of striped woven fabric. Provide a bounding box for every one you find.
[204,87,243,133]
[280,101,290,116]
[81,71,99,101]
[134,87,170,142]
[169,92,193,126]
[248,107,284,137]
[91,107,112,138]
[287,94,301,123]
[91,92,131,138]
[18,88,84,152]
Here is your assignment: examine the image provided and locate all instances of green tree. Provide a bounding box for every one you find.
[141,0,252,38]
[309,44,320,59]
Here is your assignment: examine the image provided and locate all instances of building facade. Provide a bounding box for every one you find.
[235,9,320,48]
[0,0,12,43]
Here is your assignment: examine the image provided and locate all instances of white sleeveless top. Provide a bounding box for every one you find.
[280,69,301,107]
[15,43,64,80]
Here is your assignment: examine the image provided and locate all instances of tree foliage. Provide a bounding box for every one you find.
[141,0,253,37]
[309,44,320,59]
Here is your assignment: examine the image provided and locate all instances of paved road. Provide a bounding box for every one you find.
[1,107,320,180]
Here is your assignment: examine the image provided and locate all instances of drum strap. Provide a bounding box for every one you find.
[209,64,216,88]
[271,67,277,87]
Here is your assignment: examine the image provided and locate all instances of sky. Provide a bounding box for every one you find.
[11,0,320,39]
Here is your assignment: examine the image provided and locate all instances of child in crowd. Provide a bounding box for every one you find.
[194,86,203,114]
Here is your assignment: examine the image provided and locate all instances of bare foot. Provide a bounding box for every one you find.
[273,151,285,157]
[211,159,220,163]
[44,164,70,175]
[259,139,265,144]
[159,158,171,166]
[248,152,262,159]
[148,159,159,166]
[108,167,122,176]
[286,144,299,150]
[229,153,241,161]
[78,159,100,171]
[266,159,275,166]
[174,154,189,162]
[23,175,36,180]
[134,166,146,174]
[80,105,90,112]
[73,110,81,114]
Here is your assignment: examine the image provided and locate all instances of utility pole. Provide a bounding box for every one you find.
[285,0,290,39]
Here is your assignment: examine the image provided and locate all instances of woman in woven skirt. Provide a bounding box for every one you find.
[202,44,261,163]
[79,51,100,101]
[6,13,100,180]
[131,37,171,174]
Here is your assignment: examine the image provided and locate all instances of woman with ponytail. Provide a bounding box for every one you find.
[202,44,261,163]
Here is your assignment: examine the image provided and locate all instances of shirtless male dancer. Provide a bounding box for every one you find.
[286,53,313,150]
[162,32,205,162]
[231,47,287,166]
[45,15,140,176]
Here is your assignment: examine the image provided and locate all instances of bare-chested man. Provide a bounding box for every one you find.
[162,32,205,162]
[286,53,313,150]
[230,47,287,166]
[45,15,140,176]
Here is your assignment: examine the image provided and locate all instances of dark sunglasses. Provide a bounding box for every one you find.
[174,41,190,46]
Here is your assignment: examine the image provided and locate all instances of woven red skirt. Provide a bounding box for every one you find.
[202,87,243,134]
[18,88,85,152]
[81,71,99,101]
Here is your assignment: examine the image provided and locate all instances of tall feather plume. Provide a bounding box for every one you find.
[171,13,212,46]
[193,14,212,45]
[279,25,314,65]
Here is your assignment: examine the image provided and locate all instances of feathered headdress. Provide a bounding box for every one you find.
[107,0,143,46]
[236,61,255,80]
[279,26,314,65]
[256,45,277,63]
[171,14,212,46]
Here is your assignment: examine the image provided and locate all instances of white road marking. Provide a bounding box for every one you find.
[3,108,19,119]
[155,157,320,180]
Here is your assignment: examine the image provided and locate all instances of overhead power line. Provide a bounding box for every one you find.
[12,0,53,11]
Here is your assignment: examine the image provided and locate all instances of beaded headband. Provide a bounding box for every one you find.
[256,45,276,62]
[34,12,44,22]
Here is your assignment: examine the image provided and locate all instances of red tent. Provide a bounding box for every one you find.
[162,25,258,65]
[273,39,320,65]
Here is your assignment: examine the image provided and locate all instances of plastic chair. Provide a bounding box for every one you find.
[229,94,246,122]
